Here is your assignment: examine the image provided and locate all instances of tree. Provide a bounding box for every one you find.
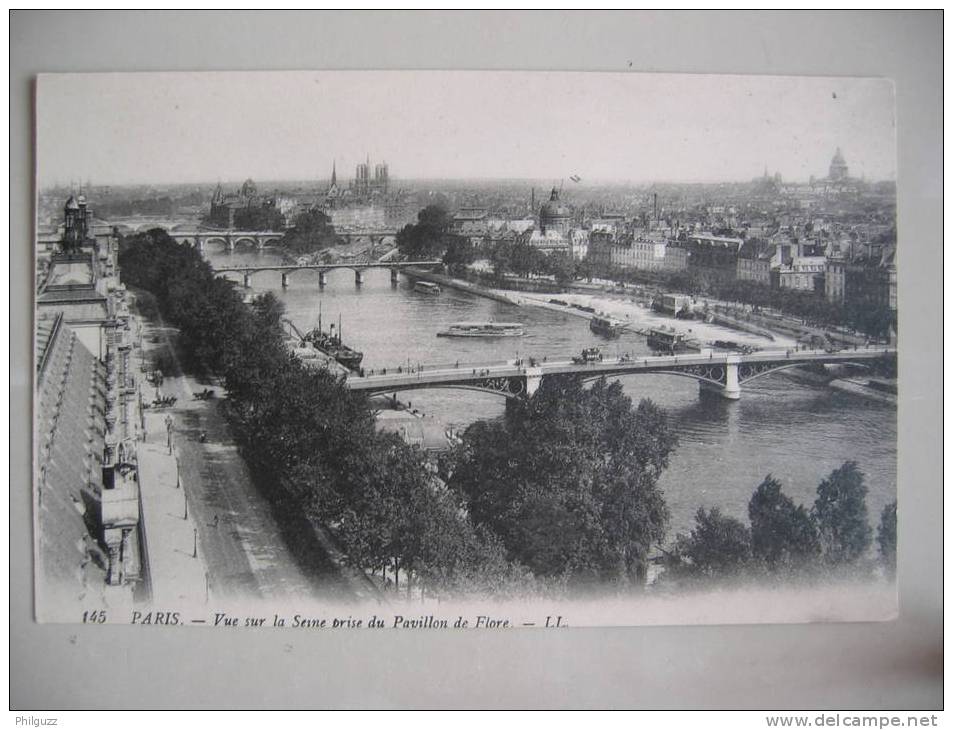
[671,507,751,578]
[748,475,820,571]
[812,461,872,565]
[548,252,576,284]
[396,205,453,260]
[448,376,676,584]
[877,500,897,577]
[280,209,341,255]
[233,205,284,231]
[442,235,475,274]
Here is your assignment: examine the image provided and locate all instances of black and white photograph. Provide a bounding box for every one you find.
[31,68,902,627]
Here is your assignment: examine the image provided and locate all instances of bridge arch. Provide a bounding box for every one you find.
[232,236,258,250]
[737,359,874,385]
[202,236,229,252]
[580,368,727,390]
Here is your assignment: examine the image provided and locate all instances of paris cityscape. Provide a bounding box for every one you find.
[33,71,898,625]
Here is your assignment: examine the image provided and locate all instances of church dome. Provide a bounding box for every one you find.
[828,147,849,181]
[240,178,257,198]
[539,187,572,221]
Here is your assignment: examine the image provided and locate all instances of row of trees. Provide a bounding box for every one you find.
[665,462,897,583]
[120,229,516,597]
[487,240,576,284]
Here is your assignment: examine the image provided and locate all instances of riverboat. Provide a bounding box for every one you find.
[413,281,442,295]
[589,315,626,339]
[436,321,525,338]
[646,327,698,354]
[304,309,364,370]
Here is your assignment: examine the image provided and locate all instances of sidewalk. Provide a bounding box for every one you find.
[137,410,210,607]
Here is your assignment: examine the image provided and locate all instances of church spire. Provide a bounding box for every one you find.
[331,160,337,186]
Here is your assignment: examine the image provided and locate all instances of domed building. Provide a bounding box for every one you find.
[538,186,573,236]
[828,147,849,182]
[62,194,90,252]
[239,178,257,198]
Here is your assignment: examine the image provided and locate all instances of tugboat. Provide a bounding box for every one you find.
[589,314,626,339]
[304,306,364,371]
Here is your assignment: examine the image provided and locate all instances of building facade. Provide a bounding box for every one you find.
[736,256,772,285]
[778,255,826,292]
[35,196,144,612]
[588,234,687,272]
[208,178,280,228]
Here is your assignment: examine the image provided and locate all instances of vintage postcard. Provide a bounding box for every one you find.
[33,70,897,627]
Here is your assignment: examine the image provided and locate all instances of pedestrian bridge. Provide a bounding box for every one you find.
[212,260,444,287]
[343,347,897,401]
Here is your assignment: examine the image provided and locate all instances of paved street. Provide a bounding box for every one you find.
[139,315,358,604]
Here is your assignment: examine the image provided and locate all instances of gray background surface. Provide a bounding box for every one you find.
[10,10,942,709]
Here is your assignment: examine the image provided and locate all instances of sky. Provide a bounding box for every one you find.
[37,70,896,186]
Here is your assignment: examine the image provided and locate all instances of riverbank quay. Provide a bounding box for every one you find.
[713,305,877,348]
[707,309,779,341]
[516,290,794,350]
[132,293,361,604]
[403,266,521,305]
[829,377,898,405]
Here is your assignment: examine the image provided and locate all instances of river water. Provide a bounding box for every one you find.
[210,248,897,540]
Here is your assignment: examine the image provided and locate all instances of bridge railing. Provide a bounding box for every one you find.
[360,358,517,376]
[349,346,896,381]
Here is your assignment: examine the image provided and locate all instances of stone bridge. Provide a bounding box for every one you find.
[167,230,285,253]
[343,347,896,402]
[212,260,444,287]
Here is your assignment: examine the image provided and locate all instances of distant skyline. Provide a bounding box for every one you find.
[37,71,896,187]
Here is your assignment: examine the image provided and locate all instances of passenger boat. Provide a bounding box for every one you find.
[589,315,626,339]
[436,321,525,338]
[413,281,442,295]
[646,327,698,354]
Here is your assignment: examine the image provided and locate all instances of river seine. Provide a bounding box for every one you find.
[211,249,897,539]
